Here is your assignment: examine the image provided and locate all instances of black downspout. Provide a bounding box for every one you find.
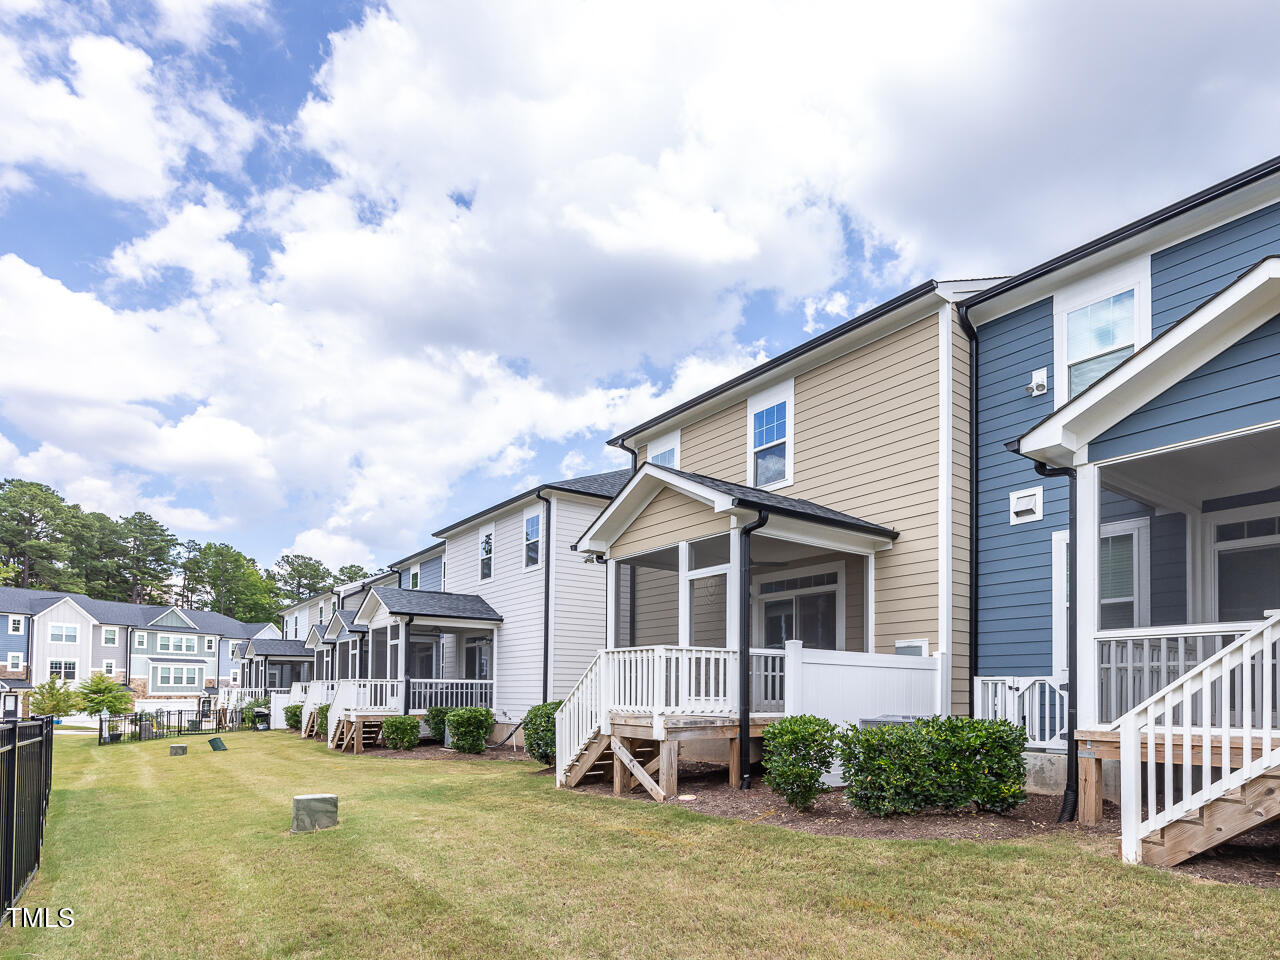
[616,438,639,474]
[536,490,553,703]
[957,304,979,718]
[738,509,770,789]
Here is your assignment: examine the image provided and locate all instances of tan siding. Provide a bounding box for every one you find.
[790,314,941,654]
[679,400,748,482]
[612,488,729,558]
[951,321,972,715]
[636,443,648,464]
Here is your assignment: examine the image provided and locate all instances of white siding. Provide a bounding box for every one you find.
[31,602,94,685]
[550,494,611,698]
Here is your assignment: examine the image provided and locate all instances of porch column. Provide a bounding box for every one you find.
[605,559,618,648]
[677,541,690,647]
[1076,463,1101,730]
[726,521,742,649]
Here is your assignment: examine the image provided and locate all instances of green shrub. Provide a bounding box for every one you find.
[424,706,452,741]
[315,704,331,739]
[837,716,1027,817]
[522,701,562,766]
[381,716,422,750]
[761,714,838,810]
[283,704,303,730]
[446,707,494,754]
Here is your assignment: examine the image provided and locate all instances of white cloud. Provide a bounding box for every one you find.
[109,188,250,292]
[279,528,375,571]
[149,0,268,49]
[558,451,588,478]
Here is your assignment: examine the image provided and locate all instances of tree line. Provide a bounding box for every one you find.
[0,478,376,624]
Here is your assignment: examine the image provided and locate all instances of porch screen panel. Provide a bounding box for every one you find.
[1218,545,1280,621]
[615,547,679,647]
[690,573,727,648]
[1099,533,1136,629]
[372,627,388,679]
[336,641,349,680]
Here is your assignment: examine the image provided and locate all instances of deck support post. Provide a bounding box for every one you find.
[659,740,679,797]
[612,736,628,795]
[1079,752,1103,826]
[727,735,741,787]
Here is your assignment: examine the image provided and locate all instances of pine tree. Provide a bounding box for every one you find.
[117,512,178,604]
[0,479,77,590]
[274,554,334,603]
[78,672,134,716]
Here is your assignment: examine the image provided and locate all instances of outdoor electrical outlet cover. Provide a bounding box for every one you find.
[169,744,187,756]
[292,794,338,833]
[208,737,227,751]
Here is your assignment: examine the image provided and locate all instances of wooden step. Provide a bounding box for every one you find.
[1143,766,1280,867]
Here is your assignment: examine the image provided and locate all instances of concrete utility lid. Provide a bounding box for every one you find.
[169,744,187,756]
[292,794,338,833]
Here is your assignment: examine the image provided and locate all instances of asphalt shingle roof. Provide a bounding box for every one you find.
[432,468,631,538]
[246,638,312,658]
[0,586,271,638]
[369,587,502,622]
[650,465,899,540]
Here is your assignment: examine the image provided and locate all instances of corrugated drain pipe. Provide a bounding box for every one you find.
[738,508,770,789]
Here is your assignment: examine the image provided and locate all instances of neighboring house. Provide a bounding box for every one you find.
[962,154,1280,864]
[297,470,630,749]
[564,279,993,795]
[0,586,280,707]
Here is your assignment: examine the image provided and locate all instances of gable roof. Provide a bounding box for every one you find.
[1017,256,1280,466]
[322,608,361,643]
[384,541,446,572]
[431,469,631,538]
[244,637,312,658]
[0,587,282,639]
[577,462,898,554]
[146,606,198,629]
[362,587,502,623]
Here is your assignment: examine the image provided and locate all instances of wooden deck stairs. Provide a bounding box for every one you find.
[330,714,387,754]
[1142,770,1280,867]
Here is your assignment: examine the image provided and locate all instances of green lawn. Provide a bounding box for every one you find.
[4,732,1277,960]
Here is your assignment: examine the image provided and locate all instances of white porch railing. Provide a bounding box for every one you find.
[288,681,310,705]
[1116,610,1280,863]
[300,680,338,736]
[976,676,1067,750]
[1097,622,1261,724]
[407,679,494,712]
[349,679,402,713]
[605,646,786,718]
[556,655,602,786]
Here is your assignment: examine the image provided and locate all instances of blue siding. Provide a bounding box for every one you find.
[1091,314,1280,460]
[0,614,27,662]
[1152,198,1280,335]
[1150,512,1187,626]
[976,298,1069,676]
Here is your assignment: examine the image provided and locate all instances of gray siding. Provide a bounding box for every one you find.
[549,495,610,699]
[1091,315,1280,460]
[976,298,1068,677]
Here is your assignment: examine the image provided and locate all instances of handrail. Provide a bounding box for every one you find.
[1117,610,1280,863]
[1096,621,1262,641]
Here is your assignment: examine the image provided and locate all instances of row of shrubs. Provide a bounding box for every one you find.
[761,714,1027,815]
[283,700,497,753]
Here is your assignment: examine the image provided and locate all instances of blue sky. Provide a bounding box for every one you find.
[2,0,1280,571]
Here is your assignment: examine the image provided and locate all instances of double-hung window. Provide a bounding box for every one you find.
[747,381,794,488]
[524,506,541,568]
[479,523,494,580]
[7,652,21,670]
[102,659,115,676]
[409,569,419,589]
[204,636,215,652]
[1065,289,1135,398]
[159,634,171,652]
[135,631,146,648]
[49,660,76,681]
[102,627,118,646]
[50,624,77,644]
[7,616,21,635]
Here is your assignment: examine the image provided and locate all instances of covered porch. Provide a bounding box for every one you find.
[563,464,943,797]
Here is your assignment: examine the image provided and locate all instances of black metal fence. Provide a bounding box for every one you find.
[0,716,53,912]
[97,708,252,745]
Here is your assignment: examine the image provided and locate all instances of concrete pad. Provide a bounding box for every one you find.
[169,744,187,756]
[292,794,338,833]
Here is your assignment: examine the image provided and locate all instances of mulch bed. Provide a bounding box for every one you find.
[357,742,533,762]
[580,760,1280,887]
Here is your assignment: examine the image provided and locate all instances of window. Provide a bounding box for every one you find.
[101,659,115,676]
[292,615,299,639]
[1065,289,1135,398]
[648,428,680,469]
[479,524,494,580]
[464,639,491,680]
[747,380,794,488]
[204,636,215,652]
[524,506,541,568]
[158,634,170,652]
[755,563,843,650]
[102,627,118,646]
[49,624,78,644]
[135,631,146,648]
[410,569,419,589]
[7,617,21,635]
[49,660,76,681]
[7,653,21,670]
[1009,486,1044,525]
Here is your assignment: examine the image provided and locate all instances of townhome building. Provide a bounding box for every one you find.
[0,585,279,714]
[294,471,630,750]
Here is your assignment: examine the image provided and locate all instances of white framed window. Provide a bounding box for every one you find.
[1209,505,1280,622]
[205,636,214,652]
[746,380,794,489]
[292,615,299,639]
[410,568,419,589]
[648,428,680,469]
[1054,519,1150,655]
[158,634,170,652]
[1009,486,1044,525]
[895,638,929,657]
[7,616,21,635]
[7,653,22,670]
[441,558,447,591]
[752,561,846,651]
[48,659,77,681]
[102,627,118,646]
[49,624,78,644]
[230,667,239,685]
[478,523,494,580]
[135,631,146,648]
[101,659,115,676]
[1053,256,1151,405]
[523,505,542,568]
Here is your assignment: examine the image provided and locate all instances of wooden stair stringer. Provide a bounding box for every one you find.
[1143,771,1280,867]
